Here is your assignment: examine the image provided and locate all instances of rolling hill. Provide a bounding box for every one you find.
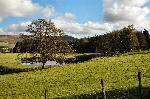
[0,35,20,44]
[0,35,77,44]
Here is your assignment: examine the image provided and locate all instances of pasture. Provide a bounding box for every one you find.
[0,42,15,48]
[0,53,150,98]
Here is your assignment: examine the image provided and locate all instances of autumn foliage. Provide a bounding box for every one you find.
[70,25,150,55]
[15,19,72,69]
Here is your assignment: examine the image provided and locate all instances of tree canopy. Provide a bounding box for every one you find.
[17,19,72,69]
[70,25,150,55]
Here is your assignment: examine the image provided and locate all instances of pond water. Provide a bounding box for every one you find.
[22,54,103,65]
[22,61,65,65]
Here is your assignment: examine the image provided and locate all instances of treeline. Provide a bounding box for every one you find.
[70,25,150,55]
[13,35,77,53]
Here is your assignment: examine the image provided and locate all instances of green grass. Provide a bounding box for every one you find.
[0,42,15,48]
[0,53,96,69]
[0,53,41,69]
[0,53,150,98]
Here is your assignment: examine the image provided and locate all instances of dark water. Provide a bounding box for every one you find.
[22,54,103,65]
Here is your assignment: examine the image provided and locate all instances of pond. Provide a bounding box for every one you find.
[22,54,103,65]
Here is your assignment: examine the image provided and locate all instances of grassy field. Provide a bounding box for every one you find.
[0,53,96,68]
[0,53,150,98]
[0,53,40,69]
[0,42,15,48]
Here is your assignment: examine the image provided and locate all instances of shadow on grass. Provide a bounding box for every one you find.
[61,87,150,99]
[0,65,42,75]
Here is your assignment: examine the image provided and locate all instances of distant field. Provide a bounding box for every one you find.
[0,35,19,49]
[0,42,15,48]
[0,53,150,98]
[0,53,45,69]
[0,35,19,44]
[0,53,96,69]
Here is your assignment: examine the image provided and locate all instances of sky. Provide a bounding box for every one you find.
[0,0,150,38]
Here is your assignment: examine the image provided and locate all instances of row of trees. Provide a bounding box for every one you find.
[70,25,150,55]
[14,21,150,69]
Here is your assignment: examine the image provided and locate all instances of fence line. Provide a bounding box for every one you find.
[45,88,49,99]
[45,72,144,99]
[101,79,106,99]
[138,72,142,99]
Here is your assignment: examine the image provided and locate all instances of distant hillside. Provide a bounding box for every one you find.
[61,35,78,41]
[0,35,20,44]
[0,35,77,44]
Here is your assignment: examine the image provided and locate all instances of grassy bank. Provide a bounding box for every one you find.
[0,53,40,69]
[0,53,150,98]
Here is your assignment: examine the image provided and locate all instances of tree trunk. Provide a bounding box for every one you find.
[42,62,46,69]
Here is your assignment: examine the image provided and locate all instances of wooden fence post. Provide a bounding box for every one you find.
[101,79,106,99]
[45,88,48,99]
[138,72,142,99]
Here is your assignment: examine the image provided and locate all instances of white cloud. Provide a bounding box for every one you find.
[0,12,114,38]
[52,13,114,38]
[0,29,6,35]
[4,0,150,39]
[1,0,150,38]
[0,21,31,35]
[5,21,31,33]
[42,6,55,17]
[53,18,83,34]
[104,0,149,7]
[0,0,54,22]
[65,13,76,20]
[103,0,150,28]
[83,22,113,34]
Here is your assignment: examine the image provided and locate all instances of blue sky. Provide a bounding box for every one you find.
[0,0,150,38]
[0,0,103,27]
[34,0,103,22]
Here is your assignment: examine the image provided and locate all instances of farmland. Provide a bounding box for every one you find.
[1,0,150,98]
[0,42,15,48]
[0,53,150,98]
[0,35,19,44]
